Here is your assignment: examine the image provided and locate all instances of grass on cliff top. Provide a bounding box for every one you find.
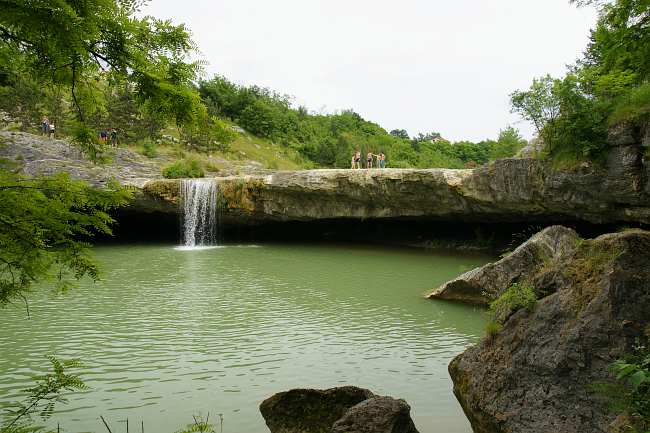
[131,122,311,174]
[225,130,311,170]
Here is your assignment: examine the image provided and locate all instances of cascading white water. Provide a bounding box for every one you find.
[180,179,220,247]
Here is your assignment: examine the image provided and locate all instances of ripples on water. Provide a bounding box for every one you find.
[0,243,489,433]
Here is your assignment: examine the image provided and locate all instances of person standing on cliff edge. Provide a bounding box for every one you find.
[352,150,361,169]
[378,152,386,168]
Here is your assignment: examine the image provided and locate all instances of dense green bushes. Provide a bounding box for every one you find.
[198,76,526,168]
[162,158,205,179]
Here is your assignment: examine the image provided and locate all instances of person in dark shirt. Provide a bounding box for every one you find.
[110,129,118,148]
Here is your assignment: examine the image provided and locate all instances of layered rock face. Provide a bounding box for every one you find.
[0,131,160,187]
[259,386,419,433]
[3,125,650,226]
[428,225,580,304]
[141,152,650,225]
[3,128,650,226]
[446,229,650,433]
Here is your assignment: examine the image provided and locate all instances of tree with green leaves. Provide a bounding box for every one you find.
[512,0,649,161]
[0,170,131,311]
[489,126,528,159]
[1,357,86,433]
[389,129,409,140]
[510,75,562,138]
[0,0,204,159]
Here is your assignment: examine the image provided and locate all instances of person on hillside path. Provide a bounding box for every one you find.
[48,122,56,139]
[100,130,108,143]
[41,117,49,136]
[110,129,118,148]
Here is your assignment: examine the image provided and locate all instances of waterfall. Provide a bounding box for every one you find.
[180,179,220,247]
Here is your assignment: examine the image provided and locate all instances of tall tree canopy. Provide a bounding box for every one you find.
[512,0,650,161]
[0,0,205,309]
[0,0,203,130]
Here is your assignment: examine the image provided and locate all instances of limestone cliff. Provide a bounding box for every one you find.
[140,154,650,225]
[3,128,650,226]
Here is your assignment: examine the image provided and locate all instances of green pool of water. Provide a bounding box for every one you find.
[0,243,490,432]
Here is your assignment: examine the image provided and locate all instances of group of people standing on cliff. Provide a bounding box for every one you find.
[351,150,386,169]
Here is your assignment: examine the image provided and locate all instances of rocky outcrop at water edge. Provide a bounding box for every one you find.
[427,225,580,304]
[446,228,650,433]
[259,386,419,433]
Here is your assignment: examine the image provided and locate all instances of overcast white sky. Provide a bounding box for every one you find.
[142,0,598,142]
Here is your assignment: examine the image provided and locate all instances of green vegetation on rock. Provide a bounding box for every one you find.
[162,158,205,179]
[594,338,650,433]
[610,341,650,432]
[486,282,537,331]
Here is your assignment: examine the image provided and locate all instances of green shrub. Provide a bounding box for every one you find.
[488,283,537,325]
[71,121,108,163]
[485,321,504,339]
[162,158,204,179]
[180,116,237,152]
[141,139,157,158]
[610,343,650,427]
[593,339,650,433]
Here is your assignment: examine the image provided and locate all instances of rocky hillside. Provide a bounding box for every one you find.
[0,130,160,188]
[0,129,302,187]
[438,228,650,433]
[3,123,650,227]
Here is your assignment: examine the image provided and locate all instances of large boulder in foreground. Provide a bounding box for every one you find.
[331,396,419,433]
[259,386,419,433]
[428,225,580,304]
[449,229,650,433]
[259,387,374,433]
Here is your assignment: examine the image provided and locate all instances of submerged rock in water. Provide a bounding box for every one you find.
[259,386,419,433]
[448,229,650,433]
[428,225,580,304]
